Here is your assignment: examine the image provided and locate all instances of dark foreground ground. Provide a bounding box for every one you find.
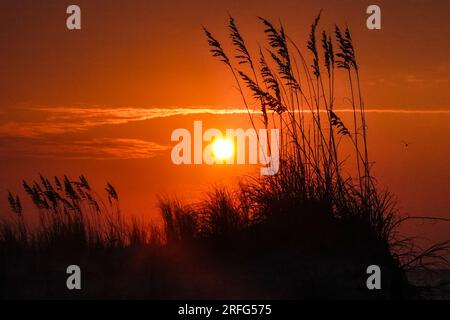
[0,248,409,299]
[1,213,430,300]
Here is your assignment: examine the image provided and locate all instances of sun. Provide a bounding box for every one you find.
[212,138,234,160]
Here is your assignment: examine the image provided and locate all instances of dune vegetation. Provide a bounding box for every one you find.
[1,14,449,299]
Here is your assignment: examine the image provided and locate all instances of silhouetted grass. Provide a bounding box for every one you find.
[1,14,449,299]
[2,175,163,252]
[199,13,450,298]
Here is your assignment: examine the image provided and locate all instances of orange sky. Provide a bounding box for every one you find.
[0,0,449,242]
[1,0,450,109]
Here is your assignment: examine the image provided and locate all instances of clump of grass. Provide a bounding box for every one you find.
[159,187,250,245]
[2,175,160,250]
[1,192,27,249]
[159,197,198,244]
[198,188,249,239]
[203,13,381,232]
[202,14,450,297]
